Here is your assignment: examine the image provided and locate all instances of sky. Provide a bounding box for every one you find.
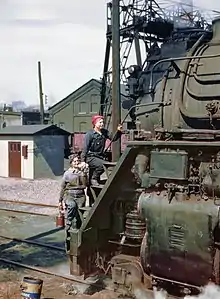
[0,0,220,107]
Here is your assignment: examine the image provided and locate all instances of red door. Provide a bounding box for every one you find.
[8,142,21,178]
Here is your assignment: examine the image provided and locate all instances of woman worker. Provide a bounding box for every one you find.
[81,115,122,185]
[58,153,89,231]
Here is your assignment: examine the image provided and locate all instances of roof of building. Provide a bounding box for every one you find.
[0,124,71,136]
[48,78,101,113]
[0,110,21,116]
[48,78,129,115]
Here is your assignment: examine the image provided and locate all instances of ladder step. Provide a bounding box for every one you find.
[91,184,104,189]
[103,161,117,167]
[79,207,91,211]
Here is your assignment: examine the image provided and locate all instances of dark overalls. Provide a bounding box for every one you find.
[59,167,88,231]
[81,128,122,183]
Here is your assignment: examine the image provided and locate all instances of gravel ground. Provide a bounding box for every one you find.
[0,177,63,215]
[0,268,123,299]
[0,177,90,215]
[0,177,62,205]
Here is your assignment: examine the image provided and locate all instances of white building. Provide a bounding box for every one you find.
[0,124,70,180]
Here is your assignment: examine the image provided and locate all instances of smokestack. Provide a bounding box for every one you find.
[212,17,220,41]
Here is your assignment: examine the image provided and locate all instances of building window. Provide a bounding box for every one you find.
[90,94,99,113]
[79,102,87,114]
[79,122,87,132]
[90,102,98,113]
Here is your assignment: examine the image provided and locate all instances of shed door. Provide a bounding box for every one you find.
[8,142,21,178]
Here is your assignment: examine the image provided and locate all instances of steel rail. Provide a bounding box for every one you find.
[0,207,53,217]
[0,235,65,252]
[0,257,181,298]
[0,258,109,290]
[0,198,57,208]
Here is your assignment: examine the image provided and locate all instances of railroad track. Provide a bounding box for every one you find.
[0,209,115,294]
[0,234,110,292]
[0,198,57,216]
[0,203,115,295]
[0,235,65,252]
[0,258,110,290]
[0,235,181,298]
[0,200,181,298]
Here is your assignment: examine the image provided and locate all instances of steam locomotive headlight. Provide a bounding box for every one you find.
[128,65,135,75]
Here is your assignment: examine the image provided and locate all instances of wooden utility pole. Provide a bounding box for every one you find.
[111,0,121,161]
[38,61,44,124]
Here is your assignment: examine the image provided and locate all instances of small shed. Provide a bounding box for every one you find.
[0,124,71,180]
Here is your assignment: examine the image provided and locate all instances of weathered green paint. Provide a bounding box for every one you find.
[33,135,65,179]
[52,101,74,132]
[132,19,220,134]
[51,87,101,132]
[69,139,220,287]
[49,79,101,133]
[138,193,219,285]
[48,78,131,133]
[73,87,100,132]
[150,150,188,180]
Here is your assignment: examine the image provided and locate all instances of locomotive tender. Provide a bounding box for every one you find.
[69,16,220,295]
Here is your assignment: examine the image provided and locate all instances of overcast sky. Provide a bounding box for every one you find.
[0,0,219,107]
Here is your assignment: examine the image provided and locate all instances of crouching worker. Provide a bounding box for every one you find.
[58,154,89,232]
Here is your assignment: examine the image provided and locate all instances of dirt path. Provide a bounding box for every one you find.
[0,268,121,299]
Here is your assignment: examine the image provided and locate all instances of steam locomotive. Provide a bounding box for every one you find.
[69,16,220,296]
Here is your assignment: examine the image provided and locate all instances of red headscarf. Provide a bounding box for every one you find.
[92,115,104,126]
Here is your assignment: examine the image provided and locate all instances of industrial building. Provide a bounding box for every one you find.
[0,110,50,129]
[48,78,130,134]
[48,79,101,133]
[0,124,70,180]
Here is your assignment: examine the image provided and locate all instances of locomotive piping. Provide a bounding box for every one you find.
[151,274,202,291]
[178,19,220,120]
[104,101,165,153]
[184,44,220,102]
[155,128,220,135]
[176,34,206,125]
[148,52,220,93]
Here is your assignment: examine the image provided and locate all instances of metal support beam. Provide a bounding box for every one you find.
[100,37,111,116]
[134,32,142,66]
[111,0,121,161]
